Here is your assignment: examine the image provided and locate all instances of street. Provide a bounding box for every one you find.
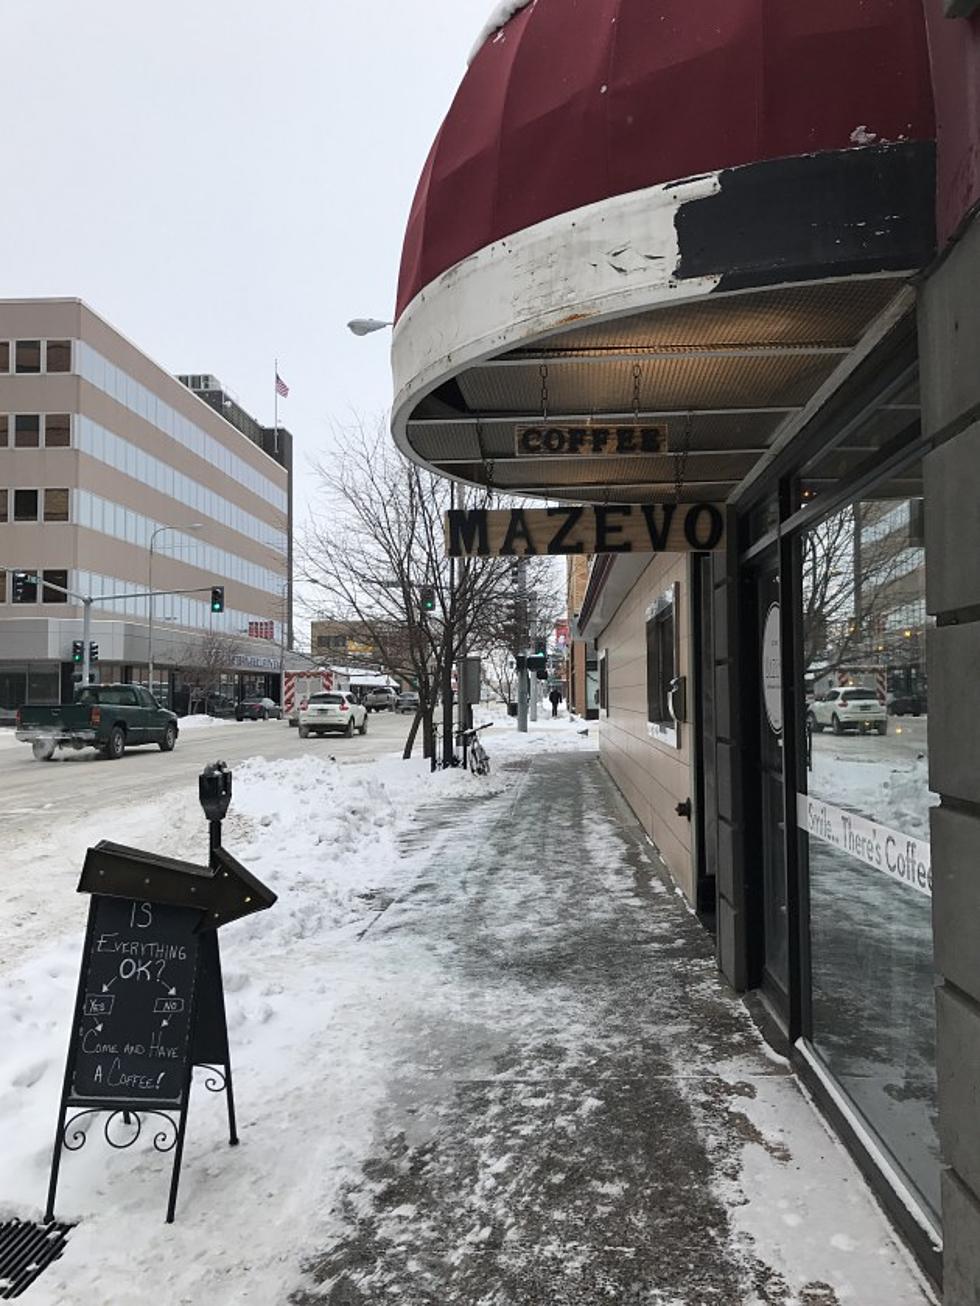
[0,711,413,831]
[0,711,414,976]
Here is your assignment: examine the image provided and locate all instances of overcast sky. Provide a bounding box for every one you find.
[3,2,490,522]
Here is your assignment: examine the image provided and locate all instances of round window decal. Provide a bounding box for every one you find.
[762,602,782,735]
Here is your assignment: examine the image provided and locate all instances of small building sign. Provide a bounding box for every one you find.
[514,422,666,457]
[445,502,725,557]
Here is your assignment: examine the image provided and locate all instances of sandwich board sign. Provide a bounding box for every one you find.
[45,767,276,1224]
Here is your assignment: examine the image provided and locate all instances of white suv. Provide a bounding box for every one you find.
[808,686,887,737]
[298,691,368,739]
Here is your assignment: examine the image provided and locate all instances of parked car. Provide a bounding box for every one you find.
[298,691,368,738]
[236,696,283,721]
[363,686,399,712]
[396,691,420,715]
[808,686,887,736]
[887,691,926,717]
[15,684,179,760]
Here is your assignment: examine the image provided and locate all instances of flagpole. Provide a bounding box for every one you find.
[273,357,279,455]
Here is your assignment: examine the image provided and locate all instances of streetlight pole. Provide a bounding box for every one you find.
[516,558,529,734]
[148,524,203,694]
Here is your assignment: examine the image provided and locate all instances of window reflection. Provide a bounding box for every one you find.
[800,467,938,1218]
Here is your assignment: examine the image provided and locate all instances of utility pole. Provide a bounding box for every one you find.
[442,483,457,767]
[516,557,528,734]
[528,590,538,723]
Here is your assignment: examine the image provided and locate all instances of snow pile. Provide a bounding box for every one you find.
[468,0,535,64]
[0,749,510,1302]
[177,714,243,730]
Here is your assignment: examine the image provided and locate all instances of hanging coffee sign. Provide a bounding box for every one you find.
[445,502,725,557]
[515,422,667,458]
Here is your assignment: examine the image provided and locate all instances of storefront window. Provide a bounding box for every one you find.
[798,469,938,1218]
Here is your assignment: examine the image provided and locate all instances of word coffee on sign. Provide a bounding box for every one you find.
[514,422,667,458]
[72,896,200,1104]
[796,793,931,897]
[445,503,725,558]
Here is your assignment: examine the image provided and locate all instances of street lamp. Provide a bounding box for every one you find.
[148,523,203,694]
[347,318,392,337]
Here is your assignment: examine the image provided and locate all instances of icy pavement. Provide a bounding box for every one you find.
[0,717,934,1304]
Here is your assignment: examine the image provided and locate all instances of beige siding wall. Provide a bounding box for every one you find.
[597,553,695,901]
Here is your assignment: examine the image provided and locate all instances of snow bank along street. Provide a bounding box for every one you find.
[0,719,933,1303]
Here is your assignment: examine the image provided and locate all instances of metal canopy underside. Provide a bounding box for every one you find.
[404,278,915,504]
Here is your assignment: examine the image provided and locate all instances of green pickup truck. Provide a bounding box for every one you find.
[15,684,180,761]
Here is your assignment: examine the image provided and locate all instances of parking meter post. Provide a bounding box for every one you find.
[199,762,233,865]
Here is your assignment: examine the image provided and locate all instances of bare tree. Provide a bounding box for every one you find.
[302,420,537,761]
[802,501,925,677]
[180,631,242,714]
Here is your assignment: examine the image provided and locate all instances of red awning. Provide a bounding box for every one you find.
[398,0,934,317]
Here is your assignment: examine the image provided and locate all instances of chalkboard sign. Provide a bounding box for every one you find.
[71,897,201,1107]
[45,775,277,1225]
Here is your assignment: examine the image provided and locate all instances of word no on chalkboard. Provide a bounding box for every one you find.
[45,763,276,1225]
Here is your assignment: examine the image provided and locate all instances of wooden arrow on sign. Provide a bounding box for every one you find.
[77,840,277,929]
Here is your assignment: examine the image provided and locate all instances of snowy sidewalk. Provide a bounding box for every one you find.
[294,748,931,1306]
[2,728,933,1304]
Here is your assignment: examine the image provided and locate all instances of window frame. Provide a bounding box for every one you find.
[645,583,680,748]
[43,488,70,522]
[13,487,40,522]
[13,414,41,449]
[41,569,69,604]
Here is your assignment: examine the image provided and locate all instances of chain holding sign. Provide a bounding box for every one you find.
[45,764,276,1225]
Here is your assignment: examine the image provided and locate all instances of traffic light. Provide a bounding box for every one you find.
[89,642,99,664]
[72,640,84,664]
[525,653,548,679]
[535,637,547,656]
[210,586,225,613]
[420,586,436,615]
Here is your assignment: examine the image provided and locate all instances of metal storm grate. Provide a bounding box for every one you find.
[0,1220,73,1298]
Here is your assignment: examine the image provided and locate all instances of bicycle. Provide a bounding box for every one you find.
[459,721,493,776]
[431,721,493,775]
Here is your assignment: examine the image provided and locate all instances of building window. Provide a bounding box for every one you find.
[44,414,70,448]
[0,342,8,373]
[0,489,6,523]
[15,340,41,374]
[13,489,39,521]
[43,488,69,522]
[45,340,71,372]
[0,415,7,447]
[14,415,40,448]
[646,586,678,745]
[11,571,37,604]
[42,569,68,603]
[598,650,608,713]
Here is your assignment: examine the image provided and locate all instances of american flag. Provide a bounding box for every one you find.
[275,372,289,398]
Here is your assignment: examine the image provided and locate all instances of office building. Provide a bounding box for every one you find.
[0,300,291,718]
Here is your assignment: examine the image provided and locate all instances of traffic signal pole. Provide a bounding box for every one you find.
[517,558,528,734]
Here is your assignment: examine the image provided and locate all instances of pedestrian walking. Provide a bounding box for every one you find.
[549,687,562,718]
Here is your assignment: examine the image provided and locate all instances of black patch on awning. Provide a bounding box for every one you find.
[675,142,936,291]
